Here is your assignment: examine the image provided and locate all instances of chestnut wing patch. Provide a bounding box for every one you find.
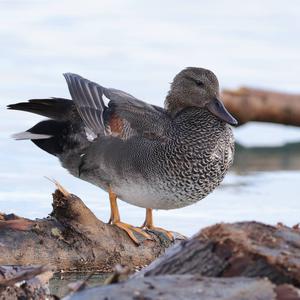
[106,111,137,140]
[108,113,124,136]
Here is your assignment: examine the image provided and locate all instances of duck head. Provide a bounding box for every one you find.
[165,67,238,125]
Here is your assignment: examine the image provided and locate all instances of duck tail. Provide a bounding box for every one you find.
[12,120,69,155]
[7,98,88,156]
[7,98,74,120]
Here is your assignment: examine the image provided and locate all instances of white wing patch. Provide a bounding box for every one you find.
[84,126,97,141]
[102,94,110,106]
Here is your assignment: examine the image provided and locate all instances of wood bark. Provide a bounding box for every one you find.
[222,87,300,126]
[0,186,180,273]
[136,222,300,287]
[1,220,300,299]
[62,222,300,299]
[63,275,300,300]
[0,265,54,300]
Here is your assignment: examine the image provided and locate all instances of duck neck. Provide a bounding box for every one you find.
[164,94,188,118]
[175,107,226,131]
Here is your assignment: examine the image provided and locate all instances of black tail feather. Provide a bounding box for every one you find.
[29,120,68,155]
[8,98,88,157]
[7,98,74,120]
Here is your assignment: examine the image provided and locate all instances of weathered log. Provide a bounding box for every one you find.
[136,222,300,287]
[63,275,300,300]
[61,221,300,299]
[222,87,300,126]
[0,185,180,272]
[0,265,54,300]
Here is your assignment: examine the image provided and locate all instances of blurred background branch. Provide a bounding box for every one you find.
[222,87,300,126]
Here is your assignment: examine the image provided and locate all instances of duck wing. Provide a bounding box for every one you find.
[63,73,171,141]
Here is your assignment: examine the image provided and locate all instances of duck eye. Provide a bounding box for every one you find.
[195,80,204,87]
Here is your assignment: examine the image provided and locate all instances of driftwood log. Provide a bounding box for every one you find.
[63,275,300,300]
[61,222,300,300]
[0,185,180,273]
[137,222,300,286]
[1,190,300,299]
[222,87,300,126]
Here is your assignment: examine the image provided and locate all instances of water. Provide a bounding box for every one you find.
[49,272,109,298]
[1,1,300,238]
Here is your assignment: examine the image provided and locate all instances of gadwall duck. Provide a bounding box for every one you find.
[8,67,237,244]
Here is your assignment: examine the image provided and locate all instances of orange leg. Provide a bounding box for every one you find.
[108,188,152,245]
[141,208,174,240]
